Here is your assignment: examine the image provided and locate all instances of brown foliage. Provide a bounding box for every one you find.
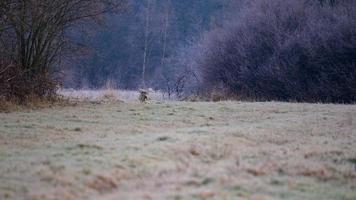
[0,0,125,103]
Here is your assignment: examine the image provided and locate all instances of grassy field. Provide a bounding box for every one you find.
[0,101,355,200]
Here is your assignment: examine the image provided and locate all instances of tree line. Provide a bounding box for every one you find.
[64,0,235,91]
[190,0,356,103]
[1,0,355,103]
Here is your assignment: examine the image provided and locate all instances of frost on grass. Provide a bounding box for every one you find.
[57,89,170,103]
[0,101,355,200]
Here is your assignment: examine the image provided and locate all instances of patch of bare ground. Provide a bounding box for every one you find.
[0,101,355,200]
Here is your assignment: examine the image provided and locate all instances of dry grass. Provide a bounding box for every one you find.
[0,95,75,113]
[1,88,163,112]
[0,98,19,112]
[57,89,169,103]
[0,101,355,200]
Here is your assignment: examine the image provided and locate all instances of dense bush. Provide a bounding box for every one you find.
[195,0,356,103]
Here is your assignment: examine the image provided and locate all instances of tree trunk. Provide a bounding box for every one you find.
[142,0,151,88]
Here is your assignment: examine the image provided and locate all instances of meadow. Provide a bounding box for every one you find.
[0,97,355,200]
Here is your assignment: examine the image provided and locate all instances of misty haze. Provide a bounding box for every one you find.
[1,0,356,200]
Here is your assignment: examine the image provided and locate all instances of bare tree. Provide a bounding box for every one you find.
[160,0,170,71]
[0,0,125,100]
[141,0,151,88]
[159,0,172,98]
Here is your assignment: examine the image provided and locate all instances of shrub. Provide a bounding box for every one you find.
[0,0,124,103]
[195,0,356,103]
